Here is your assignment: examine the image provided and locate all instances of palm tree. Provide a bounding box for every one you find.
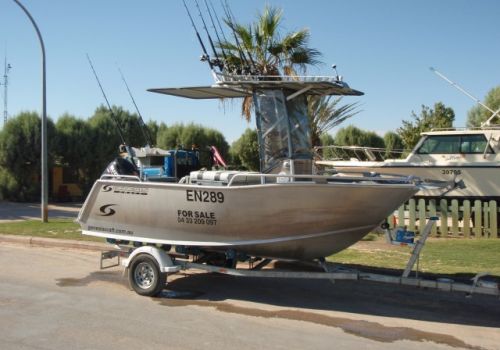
[219,5,360,151]
[219,5,322,120]
[307,95,360,148]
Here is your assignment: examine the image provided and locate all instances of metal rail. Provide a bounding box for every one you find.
[430,126,500,131]
[314,145,407,162]
[214,72,341,83]
[226,172,417,187]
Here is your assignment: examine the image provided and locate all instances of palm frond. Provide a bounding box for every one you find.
[258,6,282,40]
[242,96,253,122]
[308,96,361,146]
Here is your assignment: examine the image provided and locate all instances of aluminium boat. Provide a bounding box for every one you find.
[77,71,423,261]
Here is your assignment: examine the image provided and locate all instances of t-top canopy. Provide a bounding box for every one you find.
[148,86,251,99]
[148,75,364,99]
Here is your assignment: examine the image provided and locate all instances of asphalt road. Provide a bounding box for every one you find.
[0,243,499,350]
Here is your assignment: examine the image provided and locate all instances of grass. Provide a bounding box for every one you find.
[329,236,500,277]
[0,219,103,242]
[1,220,499,277]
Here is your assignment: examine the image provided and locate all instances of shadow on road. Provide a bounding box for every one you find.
[163,270,500,329]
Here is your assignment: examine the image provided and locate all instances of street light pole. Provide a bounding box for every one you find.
[12,0,48,222]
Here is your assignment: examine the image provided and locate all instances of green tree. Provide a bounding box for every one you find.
[334,125,385,148]
[220,5,321,120]
[397,102,455,149]
[316,133,336,160]
[307,95,359,147]
[319,133,334,146]
[53,114,95,193]
[229,128,260,171]
[146,120,160,145]
[466,86,500,127]
[85,105,148,185]
[383,131,405,158]
[0,112,56,201]
[156,123,229,168]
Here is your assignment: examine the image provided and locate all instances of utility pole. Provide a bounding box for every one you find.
[1,55,11,126]
[12,0,48,222]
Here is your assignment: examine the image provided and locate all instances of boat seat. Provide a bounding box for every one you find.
[189,170,260,186]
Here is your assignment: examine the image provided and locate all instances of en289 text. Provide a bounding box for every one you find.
[186,190,224,203]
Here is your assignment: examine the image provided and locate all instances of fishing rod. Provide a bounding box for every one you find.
[86,54,127,146]
[210,0,229,48]
[430,67,500,126]
[182,0,214,70]
[194,0,222,70]
[223,0,257,73]
[117,66,154,147]
[220,0,251,73]
[204,0,228,62]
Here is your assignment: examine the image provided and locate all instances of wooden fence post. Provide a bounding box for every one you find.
[483,202,489,237]
[398,204,405,228]
[418,199,426,234]
[440,199,448,236]
[474,200,482,238]
[429,199,437,236]
[408,199,416,232]
[490,200,498,238]
[463,200,471,238]
[451,199,459,236]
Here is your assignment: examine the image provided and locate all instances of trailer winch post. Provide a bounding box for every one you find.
[402,216,438,278]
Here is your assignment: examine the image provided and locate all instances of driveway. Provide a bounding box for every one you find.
[0,243,499,350]
[0,201,81,222]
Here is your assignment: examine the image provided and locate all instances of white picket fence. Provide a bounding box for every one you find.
[389,199,498,238]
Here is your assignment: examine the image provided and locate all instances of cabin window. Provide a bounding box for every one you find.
[416,134,494,154]
[459,135,494,153]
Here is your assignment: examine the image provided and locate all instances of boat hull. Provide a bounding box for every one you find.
[317,161,500,199]
[77,179,418,260]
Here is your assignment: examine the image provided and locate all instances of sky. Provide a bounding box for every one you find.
[1,0,499,143]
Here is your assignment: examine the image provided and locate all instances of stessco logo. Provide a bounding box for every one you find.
[99,204,117,216]
[101,184,148,196]
[102,185,113,192]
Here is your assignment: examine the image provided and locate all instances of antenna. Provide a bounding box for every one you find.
[331,64,341,81]
[117,66,154,147]
[430,67,500,126]
[1,54,11,126]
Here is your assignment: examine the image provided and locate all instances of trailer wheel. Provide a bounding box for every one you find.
[128,254,166,297]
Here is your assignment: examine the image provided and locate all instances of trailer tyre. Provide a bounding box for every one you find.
[129,254,166,297]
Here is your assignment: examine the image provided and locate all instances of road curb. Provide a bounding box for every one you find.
[0,234,109,251]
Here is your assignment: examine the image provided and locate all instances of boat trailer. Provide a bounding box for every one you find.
[100,217,499,298]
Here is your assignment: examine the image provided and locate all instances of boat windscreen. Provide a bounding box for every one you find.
[254,89,313,174]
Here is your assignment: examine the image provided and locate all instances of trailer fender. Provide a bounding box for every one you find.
[122,246,180,273]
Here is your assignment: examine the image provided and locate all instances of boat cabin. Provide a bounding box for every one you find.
[408,127,499,164]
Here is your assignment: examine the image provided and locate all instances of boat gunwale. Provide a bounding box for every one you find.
[92,177,419,191]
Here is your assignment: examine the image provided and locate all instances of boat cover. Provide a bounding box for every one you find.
[148,80,363,100]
